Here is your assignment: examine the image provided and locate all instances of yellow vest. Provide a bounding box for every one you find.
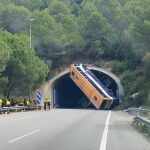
[27,101,30,106]
[19,99,23,104]
[47,99,50,103]
[44,98,50,103]
[6,100,10,105]
[0,99,2,106]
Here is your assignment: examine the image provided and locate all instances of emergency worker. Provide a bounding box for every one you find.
[6,99,11,107]
[11,98,15,106]
[18,98,23,106]
[6,99,11,114]
[26,99,30,107]
[44,98,47,110]
[44,98,51,110]
[47,98,51,110]
[23,97,27,106]
[0,99,3,107]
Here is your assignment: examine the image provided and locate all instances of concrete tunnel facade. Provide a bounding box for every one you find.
[41,67,124,109]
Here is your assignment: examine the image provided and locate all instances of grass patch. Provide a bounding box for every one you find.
[133,122,150,137]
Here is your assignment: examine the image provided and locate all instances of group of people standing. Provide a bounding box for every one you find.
[0,97,51,111]
[0,97,33,108]
[0,99,11,107]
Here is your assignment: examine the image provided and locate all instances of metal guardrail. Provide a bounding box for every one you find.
[133,115,150,131]
[134,115,150,126]
[0,106,41,114]
[125,107,150,132]
[124,107,150,117]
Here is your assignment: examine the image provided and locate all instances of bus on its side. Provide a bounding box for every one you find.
[70,64,113,109]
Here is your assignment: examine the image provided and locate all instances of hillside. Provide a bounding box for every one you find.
[0,0,149,108]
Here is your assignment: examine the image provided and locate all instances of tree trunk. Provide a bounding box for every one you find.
[4,82,14,99]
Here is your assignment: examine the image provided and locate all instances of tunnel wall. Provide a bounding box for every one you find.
[88,67,124,104]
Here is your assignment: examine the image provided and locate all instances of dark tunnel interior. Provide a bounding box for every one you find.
[52,70,119,109]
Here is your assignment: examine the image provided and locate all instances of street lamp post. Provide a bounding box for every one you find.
[29,19,34,99]
[29,18,34,48]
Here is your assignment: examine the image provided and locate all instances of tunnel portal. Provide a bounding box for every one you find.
[52,73,86,108]
[50,68,123,109]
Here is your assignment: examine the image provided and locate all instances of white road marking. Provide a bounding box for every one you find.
[99,111,111,150]
[8,129,40,143]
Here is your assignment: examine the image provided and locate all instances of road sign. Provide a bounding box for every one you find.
[36,91,41,105]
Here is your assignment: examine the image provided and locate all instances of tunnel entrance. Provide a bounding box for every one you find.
[52,73,88,108]
[51,69,122,109]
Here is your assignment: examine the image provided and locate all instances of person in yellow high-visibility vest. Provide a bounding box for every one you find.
[44,98,47,110]
[0,99,3,107]
[46,98,51,110]
[26,100,30,107]
[18,99,23,106]
[5,99,11,114]
[44,98,51,110]
[6,99,11,107]
[0,99,2,113]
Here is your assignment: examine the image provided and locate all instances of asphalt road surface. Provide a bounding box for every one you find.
[0,109,149,150]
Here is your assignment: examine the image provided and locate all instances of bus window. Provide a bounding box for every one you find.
[76,76,79,80]
[72,71,75,76]
[94,96,97,101]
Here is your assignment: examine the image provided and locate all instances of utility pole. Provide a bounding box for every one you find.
[29,18,34,99]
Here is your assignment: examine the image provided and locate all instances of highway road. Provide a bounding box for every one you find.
[0,109,150,150]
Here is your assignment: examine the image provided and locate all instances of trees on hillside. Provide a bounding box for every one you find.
[0,30,48,98]
[0,4,30,34]
[144,53,150,80]
[0,0,149,106]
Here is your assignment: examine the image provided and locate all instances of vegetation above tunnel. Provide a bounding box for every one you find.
[0,0,149,108]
